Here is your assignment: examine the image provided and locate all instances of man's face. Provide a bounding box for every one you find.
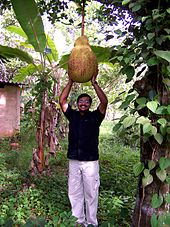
[77,96,91,113]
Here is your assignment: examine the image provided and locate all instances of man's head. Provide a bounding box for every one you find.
[77,93,92,113]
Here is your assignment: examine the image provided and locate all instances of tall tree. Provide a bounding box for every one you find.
[96,0,170,226]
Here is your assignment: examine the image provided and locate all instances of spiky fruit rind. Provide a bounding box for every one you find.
[68,35,98,83]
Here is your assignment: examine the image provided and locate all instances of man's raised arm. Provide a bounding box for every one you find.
[59,78,73,113]
[91,76,108,115]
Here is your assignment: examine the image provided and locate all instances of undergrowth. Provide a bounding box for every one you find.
[0,120,140,226]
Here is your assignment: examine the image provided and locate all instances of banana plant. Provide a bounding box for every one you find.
[0,0,59,173]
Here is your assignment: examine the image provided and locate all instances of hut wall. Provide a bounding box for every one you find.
[0,85,20,137]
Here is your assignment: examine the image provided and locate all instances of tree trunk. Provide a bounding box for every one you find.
[132,68,170,227]
[132,137,169,227]
[36,90,47,173]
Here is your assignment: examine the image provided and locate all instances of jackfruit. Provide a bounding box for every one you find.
[68,35,98,83]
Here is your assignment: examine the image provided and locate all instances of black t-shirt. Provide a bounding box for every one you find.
[64,105,105,161]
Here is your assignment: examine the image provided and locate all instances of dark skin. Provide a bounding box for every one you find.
[59,75,108,115]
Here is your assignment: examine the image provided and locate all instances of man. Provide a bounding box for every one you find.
[59,75,108,227]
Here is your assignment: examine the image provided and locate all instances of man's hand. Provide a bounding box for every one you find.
[91,73,98,85]
[68,77,74,85]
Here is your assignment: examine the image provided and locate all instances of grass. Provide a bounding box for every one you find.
[0,120,140,226]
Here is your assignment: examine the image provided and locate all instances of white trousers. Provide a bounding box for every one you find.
[68,160,100,227]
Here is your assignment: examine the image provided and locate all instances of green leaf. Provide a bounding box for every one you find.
[158,215,164,227]
[46,35,59,62]
[136,116,150,125]
[13,63,39,82]
[160,125,167,136]
[147,101,159,113]
[148,160,156,170]
[154,50,170,63]
[154,133,163,144]
[132,4,141,12]
[165,193,170,204]
[122,0,130,5]
[0,45,34,64]
[6,25,27,39]
[147,101,158,113]
[151,214,158,227]
[143,122,153,134]
[136,97,147,105]
[11,0,46,52]
[142,174,153,187]
[133,162,144,176]
[59,54,69,70]
[166,175,170,184]
[125,94,136,102]
[163,78,170,86]
[121,66,135,82]
[167,8,170,14]
[143,169,150,177]
[167,127,170,134]
[157,118,167,126]
[91,46,112,63]
[159,157,170,170]
[112,123,122,132]
[164,213,170,225]
[168,105,170,114]
[151,126,157,136]
[147,33,155,40]
[155,106,167,115]
[151,194,163,209]
[122,116,136,128]
[156,168,167,182]
[119,100,130,109]
[147,57,159,66]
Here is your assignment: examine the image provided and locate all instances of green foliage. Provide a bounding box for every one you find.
[0,120,139,226]
[151,213,170,227]
[0,45,34,64]
[11,0,46,53]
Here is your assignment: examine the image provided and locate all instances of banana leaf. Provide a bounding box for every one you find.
[0,45,34,64]
[11,0,46,53]
[6,25,59,63]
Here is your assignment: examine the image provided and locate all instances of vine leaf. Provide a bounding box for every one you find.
[154,133,163,145]
[142,174,153,187]
[159,157,170,170]
[165,193,170,204]
[133,162,144,176]
[154,50,170,63]
[151,214,158,227]
[136,116,150,125]
[144,169,150,177]
[166,175,170,185]
[157,118,167,127]
[151,194,163,209]
[122,0,130,6]
[147,101,158,113]
[160,125,167,136]
[148,160,156,170]
[143,122,152,134]
[167,105,170,114]
[122,116,136,128]
[156,168,167,182]
[164,213,170,225]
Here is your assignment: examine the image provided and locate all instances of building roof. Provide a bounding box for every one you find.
[0,71,22,86]
[0,58,23,86]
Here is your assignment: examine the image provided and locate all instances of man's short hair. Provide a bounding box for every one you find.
[77,93,92,104]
